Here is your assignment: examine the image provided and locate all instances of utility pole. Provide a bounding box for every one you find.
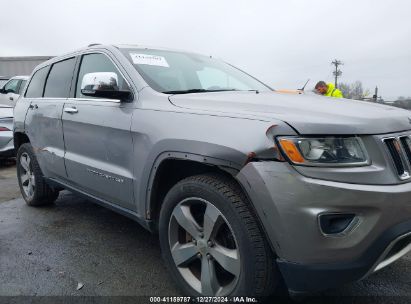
[373,86,378,102]
[331,59,343,88]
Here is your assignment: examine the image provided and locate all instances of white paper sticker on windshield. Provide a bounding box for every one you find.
[129,53,169,67]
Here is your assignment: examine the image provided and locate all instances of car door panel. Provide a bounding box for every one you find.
[23,62,72,181]
[61,52,136,211]
[62,99,135,210]
[25,99,67,179]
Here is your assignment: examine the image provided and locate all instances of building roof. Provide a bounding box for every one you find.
[0,56,54,78]
[0,56,53,61]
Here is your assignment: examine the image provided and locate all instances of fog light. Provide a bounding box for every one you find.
[319,213,356,235]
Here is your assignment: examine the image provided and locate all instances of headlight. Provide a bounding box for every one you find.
[277,136,369,166]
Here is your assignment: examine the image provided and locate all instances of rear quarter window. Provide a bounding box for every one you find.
[25,67,50,98]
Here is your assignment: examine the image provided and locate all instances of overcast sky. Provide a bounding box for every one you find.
[1,0,410,99]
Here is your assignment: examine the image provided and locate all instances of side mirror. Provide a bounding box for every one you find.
[80,72,131,101]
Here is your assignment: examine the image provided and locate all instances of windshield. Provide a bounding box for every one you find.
[121,48,271,94]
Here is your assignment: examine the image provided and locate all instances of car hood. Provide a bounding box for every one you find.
[169,91,411,135]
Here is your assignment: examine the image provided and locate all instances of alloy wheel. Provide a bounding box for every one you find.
[19,152,35,199]
[168,197,241,296]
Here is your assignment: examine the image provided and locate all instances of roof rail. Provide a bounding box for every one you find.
[88,43,101,47]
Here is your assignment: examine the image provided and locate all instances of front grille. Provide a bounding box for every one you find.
[400,137,411,163]
[383,136,411,180]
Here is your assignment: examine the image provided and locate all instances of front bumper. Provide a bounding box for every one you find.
[236,161,411,292]
[277,221,411,293]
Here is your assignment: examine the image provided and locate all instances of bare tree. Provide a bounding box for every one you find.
[339,83,352,99]
[339,81,370,100]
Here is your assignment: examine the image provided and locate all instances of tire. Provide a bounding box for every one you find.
[16,143,59,206]
[159,173,278,297]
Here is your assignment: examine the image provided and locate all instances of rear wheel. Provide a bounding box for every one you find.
[159,173,278,296]
[16,143,59,206]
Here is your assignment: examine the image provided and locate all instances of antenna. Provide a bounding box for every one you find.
[299,79,310,91]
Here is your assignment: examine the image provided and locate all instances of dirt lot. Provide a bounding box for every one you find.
[0,162,177,300]
[0,159,20,203]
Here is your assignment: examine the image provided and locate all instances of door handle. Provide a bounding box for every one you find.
[29,104,38,109]
[64,107,78,114]
[9,96,13,101]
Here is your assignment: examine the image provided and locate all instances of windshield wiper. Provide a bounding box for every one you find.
[162,89,239,94]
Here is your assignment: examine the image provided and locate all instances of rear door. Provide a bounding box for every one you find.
[62,52,135,211]
[24,57,76,180]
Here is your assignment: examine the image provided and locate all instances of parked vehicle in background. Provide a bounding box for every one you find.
[0,105,14,158]
[385,99,411,111]
[0,76,29,106]
[12,44,411,297]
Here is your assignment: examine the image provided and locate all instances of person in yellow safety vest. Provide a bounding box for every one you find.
[315,81,343,98]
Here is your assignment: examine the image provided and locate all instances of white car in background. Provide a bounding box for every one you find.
[0,76,29,107]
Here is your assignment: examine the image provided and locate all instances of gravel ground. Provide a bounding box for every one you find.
[0,159,20,203]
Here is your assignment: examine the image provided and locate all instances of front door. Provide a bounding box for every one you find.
[62,52,135,211]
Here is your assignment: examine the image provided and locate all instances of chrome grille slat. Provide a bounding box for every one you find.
[383,136,411,180]
[400,136,411,164]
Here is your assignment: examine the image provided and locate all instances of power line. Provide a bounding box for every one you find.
[331,59,343,88]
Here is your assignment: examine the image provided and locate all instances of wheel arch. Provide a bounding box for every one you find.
[13,131,30,151]
[145,152,276,253]
[146,152,242,225]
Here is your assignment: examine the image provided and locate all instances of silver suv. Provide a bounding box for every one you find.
[13,44,411,297]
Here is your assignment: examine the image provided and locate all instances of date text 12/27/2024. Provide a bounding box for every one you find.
[149,297,258,303]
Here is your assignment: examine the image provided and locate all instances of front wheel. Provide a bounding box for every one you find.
[16,143,59,206]
[159,174,278,297]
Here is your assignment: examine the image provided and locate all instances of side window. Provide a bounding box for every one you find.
[76,53,128,99]
[44,58,76,98]
[3,79,20,93]
[18,80,27,95]
[25,67,50,98]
